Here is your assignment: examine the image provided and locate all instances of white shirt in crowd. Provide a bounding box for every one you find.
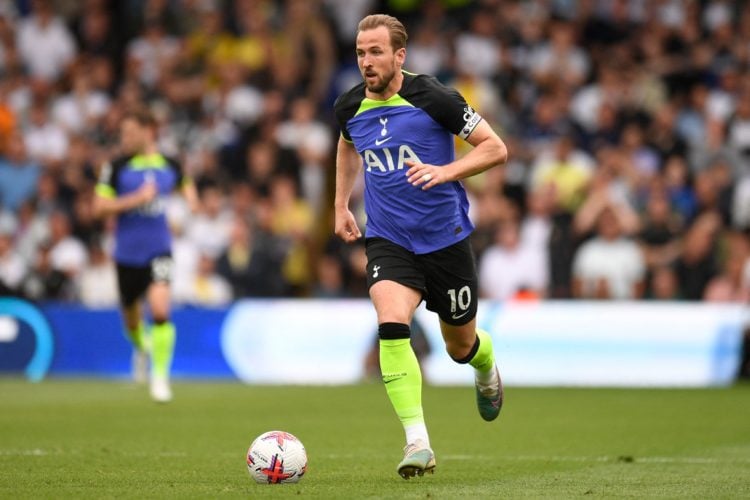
[479,243,547,301]
[24,121,69,164]
[52,91,111,134]
[77,262,118,308]
[16,14,76,81]
[186,210,233,260]
[573,237,645,299]
[49,237,88,277]
[0,243,27,290]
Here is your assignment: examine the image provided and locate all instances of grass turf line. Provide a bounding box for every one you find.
[0,380,749,499]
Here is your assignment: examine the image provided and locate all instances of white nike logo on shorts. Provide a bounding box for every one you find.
[451,311,469,320]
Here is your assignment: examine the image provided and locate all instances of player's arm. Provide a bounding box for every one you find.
[334,136,363,243]
[406,120,508,190]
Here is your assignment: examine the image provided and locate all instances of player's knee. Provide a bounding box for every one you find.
[152,316,170,326]
[378,322,410,340]
[446,336,478,363]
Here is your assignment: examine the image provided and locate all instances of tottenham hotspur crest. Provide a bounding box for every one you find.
[375,117,392,146]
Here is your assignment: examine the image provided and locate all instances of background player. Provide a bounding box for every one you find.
[334,14,509,479]
[93,108,197,403]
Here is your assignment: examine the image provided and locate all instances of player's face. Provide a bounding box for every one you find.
[119,118,150,154]
[356,26,405,94]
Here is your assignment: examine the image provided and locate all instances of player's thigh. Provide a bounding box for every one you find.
[365,238,425,325]
[370,280,422,324]
[421,237,478,326]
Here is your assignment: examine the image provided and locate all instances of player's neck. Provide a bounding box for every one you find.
[140,143,159,156]
[365,70,404,101]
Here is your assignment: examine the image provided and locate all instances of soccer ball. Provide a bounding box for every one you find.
[246,430,307,484]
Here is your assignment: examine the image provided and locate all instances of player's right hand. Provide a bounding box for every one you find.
[138,178,158,204]
[335,209,362,243]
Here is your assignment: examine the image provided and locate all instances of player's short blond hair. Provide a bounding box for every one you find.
[357,14,408,51]
[122,107,157,130]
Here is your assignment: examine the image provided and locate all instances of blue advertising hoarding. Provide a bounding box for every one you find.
[0,298,746,387]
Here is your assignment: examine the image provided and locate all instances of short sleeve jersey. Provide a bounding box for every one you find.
[95,153,185,266]
[334,71,483,254]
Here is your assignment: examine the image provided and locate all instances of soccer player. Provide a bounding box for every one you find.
[93,108,197,403]
[334,14,508,479]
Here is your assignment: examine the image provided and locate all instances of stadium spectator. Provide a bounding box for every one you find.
[77,235,118,308]
[311,253,346,298]
[520,187,553,275]
[23,100,69,168]
[15,0,76,82]
[674,212,722,300]
[47,209,87,282]
[0,213,24,293]
[648,264,682,300]
[0,0,746,305]
[186,180,233,259]
[51,68,112,135]
[479,219,547,301]
[637,187,683,292]
[404,24,449,77]
[572,204,646,300]
[20,240,71,300]
[454,8,500,80]
[725,89,750,167]
[274,96,332,215]
[662,155,697,223]
[184,252,232,307]
[13,199,49,265]
[530,132,594,215]
[72,0,120,63]
[280,0,335,103]
[0,131,40,211]
[703,231,750,302]
[269,173,313,295]
[528,19,589,90]
[732,173,750,230]
[125,18,179,90]
[215,215,287,298]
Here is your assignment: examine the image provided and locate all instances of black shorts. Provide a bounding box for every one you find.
[365,237,478,326]
[116,256,173,307]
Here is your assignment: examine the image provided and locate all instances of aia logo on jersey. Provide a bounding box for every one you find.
[362,145,422,172]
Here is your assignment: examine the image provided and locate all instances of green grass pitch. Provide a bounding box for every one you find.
[1,379,749,499]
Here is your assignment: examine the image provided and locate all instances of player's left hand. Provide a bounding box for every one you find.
[405,161,444,191]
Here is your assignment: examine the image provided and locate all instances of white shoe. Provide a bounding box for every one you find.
[132,350,148,384]
[150,375,172,403]
[397,439,436,479]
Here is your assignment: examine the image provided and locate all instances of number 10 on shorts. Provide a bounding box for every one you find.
[447,286,471,314]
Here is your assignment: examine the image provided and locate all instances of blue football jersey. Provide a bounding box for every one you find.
[95,153,184,266]
[334,71,482,254]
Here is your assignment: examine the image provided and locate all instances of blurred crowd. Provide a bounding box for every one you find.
[0,0,749,307]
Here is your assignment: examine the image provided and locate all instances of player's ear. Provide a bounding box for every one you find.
[395,47,406,66]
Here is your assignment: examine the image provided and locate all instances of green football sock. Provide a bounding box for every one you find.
[151,321,176,379]
[380,338,424,427]
[470,329,496,383]
[126,322,147,351]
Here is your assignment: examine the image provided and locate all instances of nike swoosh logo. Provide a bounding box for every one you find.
[451,311,469,320]
[383,377,402,384]
[375,136,392,146]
